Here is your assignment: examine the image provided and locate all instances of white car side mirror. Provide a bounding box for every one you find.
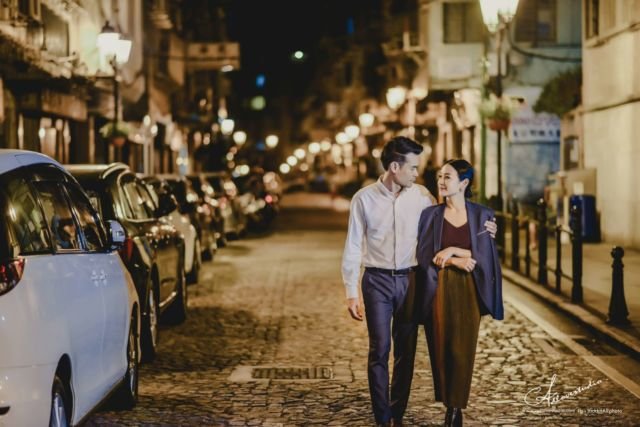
[107,220,126,249]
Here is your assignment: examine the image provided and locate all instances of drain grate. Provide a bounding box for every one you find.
[229,365,351,382]
[252,366,333,380]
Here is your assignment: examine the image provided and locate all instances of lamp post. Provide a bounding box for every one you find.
[97,21,132,159]
[479,0,519,210]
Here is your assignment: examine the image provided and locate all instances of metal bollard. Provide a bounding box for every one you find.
[607,246,629,325]
[511,200,520,272]
[570,204,583,303]
[555,225,562,294]
[537,198,548,286]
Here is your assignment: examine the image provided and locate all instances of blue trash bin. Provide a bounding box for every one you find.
[569,195,599,242]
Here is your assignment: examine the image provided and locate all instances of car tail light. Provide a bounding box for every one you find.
[0,258,26,296]
[265,194,273,204]
[118,237,135,264]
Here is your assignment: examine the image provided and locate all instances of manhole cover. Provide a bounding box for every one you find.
[229,365,352,382]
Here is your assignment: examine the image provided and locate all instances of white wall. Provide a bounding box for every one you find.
[583,28,640,248]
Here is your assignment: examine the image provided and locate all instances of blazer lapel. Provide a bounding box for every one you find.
[466,200,479,253]
[433,204,445,253]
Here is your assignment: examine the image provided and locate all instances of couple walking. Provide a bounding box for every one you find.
[342,137,504,426]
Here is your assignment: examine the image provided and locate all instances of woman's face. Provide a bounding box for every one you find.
[438,164,466,198]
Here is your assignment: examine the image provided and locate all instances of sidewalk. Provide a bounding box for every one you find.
[503,235,640,359]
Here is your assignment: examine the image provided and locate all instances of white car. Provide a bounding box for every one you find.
[142,176,201,284]
[0,150,140,427]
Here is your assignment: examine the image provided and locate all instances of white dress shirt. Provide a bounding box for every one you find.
[341,178,434,299]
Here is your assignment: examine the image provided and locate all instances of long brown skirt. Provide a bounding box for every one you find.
[424,267,481,409]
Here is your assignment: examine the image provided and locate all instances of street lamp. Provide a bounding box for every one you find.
[97,21,132,157]
[358,113,375,129]
[386,86,407,111]
[479,0,519,210]
[221,118,235,135]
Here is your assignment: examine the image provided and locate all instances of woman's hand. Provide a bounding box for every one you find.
[433,247,458,268]
[451,257,477,272]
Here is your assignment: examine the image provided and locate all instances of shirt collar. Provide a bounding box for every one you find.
[376,176,409,199]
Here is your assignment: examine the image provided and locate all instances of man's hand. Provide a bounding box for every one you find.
[484,218,497,239]
[347,297,363,321]
[433,247,457,268]
[452,257,477,272]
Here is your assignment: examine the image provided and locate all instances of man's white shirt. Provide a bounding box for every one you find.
[341,178,435,299]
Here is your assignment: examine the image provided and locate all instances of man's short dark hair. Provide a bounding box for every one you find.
[380,136,423,171]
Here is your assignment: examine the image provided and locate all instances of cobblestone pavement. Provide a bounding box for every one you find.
[87,201,640,426]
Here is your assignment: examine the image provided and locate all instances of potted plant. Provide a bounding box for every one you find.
[479,95,516,131]
[99,121,131,147]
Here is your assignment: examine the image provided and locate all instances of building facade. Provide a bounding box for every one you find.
[582,0,640,248]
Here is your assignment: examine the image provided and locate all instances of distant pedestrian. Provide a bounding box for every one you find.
[415,159,504,427]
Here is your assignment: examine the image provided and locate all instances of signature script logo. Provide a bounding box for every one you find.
[524,374,603,407]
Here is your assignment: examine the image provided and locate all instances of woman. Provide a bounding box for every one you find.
[415,159,504,427]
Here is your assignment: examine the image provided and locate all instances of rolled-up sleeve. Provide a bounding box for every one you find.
[342,195,366,299]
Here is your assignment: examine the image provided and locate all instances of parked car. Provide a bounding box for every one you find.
[196,172,247,239]
[232,171,279,231]
[142,175,202,284]
[66,163,187,363]
[158,174,220,259]
[0,150,140,427]
[185,175,227,248]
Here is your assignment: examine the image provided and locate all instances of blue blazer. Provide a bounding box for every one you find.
[415,200,504,322]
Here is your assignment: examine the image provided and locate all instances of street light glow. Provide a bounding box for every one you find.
[299,163,309,172]
[221,64,234,72]
[336,132,349,145]
[386,86,408,110]
[345,125,360,140]
[287,155,298,166]
[221,119,235,135]
[279,163,291,174]
[308,142,321,154]
[320,139,332,152]
[266,134,279,148]
[233,131,247,145]
[359,113,375,128]
[479,0,520,33]
[294,148,306,159]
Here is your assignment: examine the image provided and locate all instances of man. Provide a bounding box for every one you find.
[342,137,496,426]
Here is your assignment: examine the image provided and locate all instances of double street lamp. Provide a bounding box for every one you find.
[97,22,132,147]
[479,0,519,210]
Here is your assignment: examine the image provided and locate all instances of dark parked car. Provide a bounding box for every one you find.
[66,163,187,362]
[158,174,221,259]
[232,171,279,230]
[193,172,247,239]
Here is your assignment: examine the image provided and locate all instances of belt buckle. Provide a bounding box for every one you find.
[391,269,403,277]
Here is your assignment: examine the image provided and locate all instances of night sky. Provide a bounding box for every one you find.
[226,0,376,98]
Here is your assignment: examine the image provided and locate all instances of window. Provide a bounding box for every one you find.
[515,0,557,43]
[65,183,106,251]
[33,182,81,251]
[2,176,51,256]
[122,181,154,220]
[443,2,484,43]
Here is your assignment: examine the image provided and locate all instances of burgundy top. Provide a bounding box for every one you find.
[442,218,471,250]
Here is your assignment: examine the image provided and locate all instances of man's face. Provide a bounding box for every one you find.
[391,152,420,188]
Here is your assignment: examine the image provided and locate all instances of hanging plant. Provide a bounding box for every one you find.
[99,122,131,147]
[479,95,516,131]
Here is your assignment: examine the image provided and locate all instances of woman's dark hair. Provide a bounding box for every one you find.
[444,158,474,198]
[380,136,423,171]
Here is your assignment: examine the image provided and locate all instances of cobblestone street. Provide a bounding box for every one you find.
[87,196,640,426]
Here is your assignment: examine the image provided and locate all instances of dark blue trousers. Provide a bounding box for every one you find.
[362,269,418,424]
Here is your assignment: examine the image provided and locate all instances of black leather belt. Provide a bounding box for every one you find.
[365,266,416,276]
